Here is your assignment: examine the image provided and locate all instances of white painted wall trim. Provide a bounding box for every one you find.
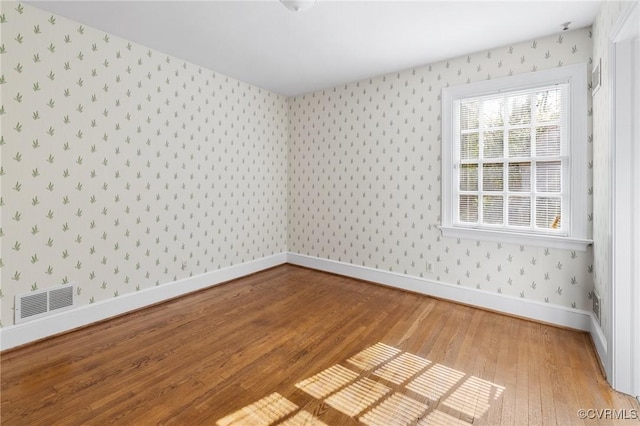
[607,0,640,398]
[287,253,591,331]
[1,251,596,351]
[591,314,607,372]
[0,252,288,351]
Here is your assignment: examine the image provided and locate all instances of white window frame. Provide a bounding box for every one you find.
[441,63,592,251]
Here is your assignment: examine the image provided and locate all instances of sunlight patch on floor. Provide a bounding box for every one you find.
[442,375,505,420]
[215,392,297,426]
[295,364,359,399]
[406,363,466,401]
[417,409,472,425]
[324,377,391,417]
[373,352,431,385]
[347,342,401,370]
[217,342,506,425]
[359,392,428,426]
[279,410,329,426]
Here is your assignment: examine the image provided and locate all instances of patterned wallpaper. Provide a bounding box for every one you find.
[288,28,594,311]
[1,2,601,329]
[591,0,631,339]
[0,4,288,326]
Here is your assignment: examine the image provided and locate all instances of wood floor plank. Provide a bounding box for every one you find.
[2,264,638,425]
[487,314,517,426]
[538,327,559,425]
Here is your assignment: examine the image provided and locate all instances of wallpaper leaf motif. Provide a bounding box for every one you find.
[0,3,288,327]
[1,3,597,330]
[287,28,594,311]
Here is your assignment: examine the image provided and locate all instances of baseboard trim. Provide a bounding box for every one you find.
[287,253,592,331]
[1,252,594,351]
[0,252,288,351]
[590,313,607,370]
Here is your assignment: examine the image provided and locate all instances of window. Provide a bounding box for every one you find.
[441,64,591,250]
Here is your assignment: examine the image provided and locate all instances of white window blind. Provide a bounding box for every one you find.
[453,84,569,235]
[441,64,590,250]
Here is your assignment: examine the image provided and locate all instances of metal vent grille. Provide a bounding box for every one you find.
[20,293,48,319]
[15,284,75,324]
[49,286,73,311]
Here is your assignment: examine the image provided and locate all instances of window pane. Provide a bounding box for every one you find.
[508,162,531,192]
[483,196,504,224]
[483,163,503,191]
[459,195,478,223]
[536,197,562,229]
[446,75,578,240]
[461,133,479,160]
[536,161,561,193]
[460,164,478,191]
[483,130,504,158]
[461,101,479,130]
[508,128,531,157]
[536,89,561,123]
[508,196,531,226]
[508,94,531,125]
[535,125,561,156]
[481,98,504,127]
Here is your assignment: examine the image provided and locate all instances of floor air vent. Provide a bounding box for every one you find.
[15,284,75,324]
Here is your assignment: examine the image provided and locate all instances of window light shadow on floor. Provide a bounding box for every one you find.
[216,342,505,425]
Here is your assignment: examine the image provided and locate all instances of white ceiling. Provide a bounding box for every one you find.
[27,1,601,96]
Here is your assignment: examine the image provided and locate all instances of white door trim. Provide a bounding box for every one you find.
[607,0,640,398]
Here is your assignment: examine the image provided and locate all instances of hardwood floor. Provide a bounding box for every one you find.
[2,265,638,425]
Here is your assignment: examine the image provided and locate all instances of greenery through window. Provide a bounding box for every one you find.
[454,84,567,234]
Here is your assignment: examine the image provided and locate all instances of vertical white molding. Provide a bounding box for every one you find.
[634,33,640,401]
[569,62,589,242]
[591,312,607,370]
[607,0,640,397]
[440,88,454,231]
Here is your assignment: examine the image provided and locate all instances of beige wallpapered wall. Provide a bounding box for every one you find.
[2,2,604,328]
[0,3,289,326]
[287,27,594,310]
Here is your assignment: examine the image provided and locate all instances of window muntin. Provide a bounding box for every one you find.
[441,64,590,250]
[453,84,569,236]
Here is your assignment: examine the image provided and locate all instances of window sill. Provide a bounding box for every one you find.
[439,226,593,251]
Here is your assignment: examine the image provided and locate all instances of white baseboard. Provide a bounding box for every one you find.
[287,253,592,331]
[1,252,595,351]
[590,313,607,370]
[0,252,287,351]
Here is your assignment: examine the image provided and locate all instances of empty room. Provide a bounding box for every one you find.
[1,0,639,424]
